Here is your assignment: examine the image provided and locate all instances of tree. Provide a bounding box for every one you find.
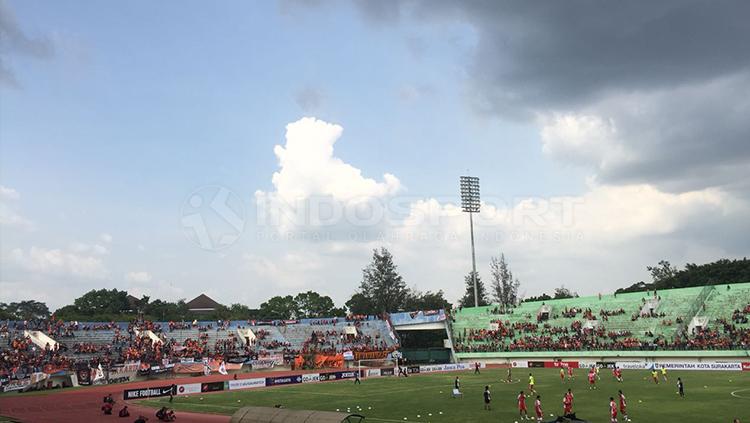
[553,285,578,299]
[489,253,521,312]
[74,289,130,316]
[144,299,189,321]
[618,258,750,294]
[354,248,409,313]
[523,293,552,303]
[458,271,489,307]
[345,293,373,315]
[294,291,337,318]
[0,301,50,320]
[259,295,298,320]
[212,304,232,321]
[404,290,452,311]
[647,260,678,283]
[227,303,260,320]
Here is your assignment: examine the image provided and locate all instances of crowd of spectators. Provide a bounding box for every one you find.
[454,300,750,353]
[0,332,72,380]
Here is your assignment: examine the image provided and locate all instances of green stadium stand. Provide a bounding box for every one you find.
[451,283,750,357]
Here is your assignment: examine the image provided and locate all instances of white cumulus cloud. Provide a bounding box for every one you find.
[9,246,108,279]
[257,117,400,204]
[255,117,401,233]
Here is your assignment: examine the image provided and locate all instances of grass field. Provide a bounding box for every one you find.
[140,368,750,422]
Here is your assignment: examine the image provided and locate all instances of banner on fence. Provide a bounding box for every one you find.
[3,379,31,392]
[542,361,580,369]
[228,378,266,390]
[177,383,202,395]
[208,360,241,372]
[353,350,391,361]
[615,361,743,371]
[302,373,320,383]
[173,363,204,374]
[527,361,545,368]
[123,385,176,400]
[201,381,225,392]
[250,359,277,370]
[266,375,302,386]
[119,361,141,373]
[318,370,356,381]
[419,363,474,373]
[366,368,382,377]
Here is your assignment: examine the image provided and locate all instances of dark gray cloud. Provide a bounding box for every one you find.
[0,0,54,88]
[351,0,750,194]
[352,1,750,110]
[555,73,750,195]
[457,1,750,112]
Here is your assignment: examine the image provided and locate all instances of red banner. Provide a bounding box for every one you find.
[42,364,69,374]
[742,362,750,371]
[544,361,580,369]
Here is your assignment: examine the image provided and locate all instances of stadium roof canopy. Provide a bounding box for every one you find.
[230,407,364,423]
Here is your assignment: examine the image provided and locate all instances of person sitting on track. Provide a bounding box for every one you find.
[155,407,176,422]
[102,401,113,415]
[119,405,130,417]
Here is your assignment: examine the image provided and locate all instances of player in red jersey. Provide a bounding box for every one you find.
[613,366,623,382]
[563,388,574,415]
[567,365,574,381]
[618,390,630,421]
[534,395,543,422]
[563,388,573,412]
[518,390,530,420]
[609,397,618,423]
[588,369,597,389]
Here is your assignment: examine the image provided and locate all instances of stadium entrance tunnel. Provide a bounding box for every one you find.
[230,406,365,423]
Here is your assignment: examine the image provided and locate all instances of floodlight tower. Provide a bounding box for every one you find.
[460,176,481,307]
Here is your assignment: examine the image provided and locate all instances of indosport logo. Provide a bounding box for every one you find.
[181,186,246,251]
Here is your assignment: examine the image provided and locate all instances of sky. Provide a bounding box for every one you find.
[1,0,749,310]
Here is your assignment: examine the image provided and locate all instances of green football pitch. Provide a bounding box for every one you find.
[140,368,750,422]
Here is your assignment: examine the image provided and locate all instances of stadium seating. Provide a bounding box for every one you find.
[451,283,750,353]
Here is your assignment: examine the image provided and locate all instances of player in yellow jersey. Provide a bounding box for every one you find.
[528,373,537,394]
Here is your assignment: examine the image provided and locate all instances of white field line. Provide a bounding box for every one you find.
[730,388,750,399]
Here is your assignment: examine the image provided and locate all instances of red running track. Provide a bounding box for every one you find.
[0,369,318,423]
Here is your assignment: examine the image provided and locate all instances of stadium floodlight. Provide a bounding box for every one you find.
[460,176,480,307]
